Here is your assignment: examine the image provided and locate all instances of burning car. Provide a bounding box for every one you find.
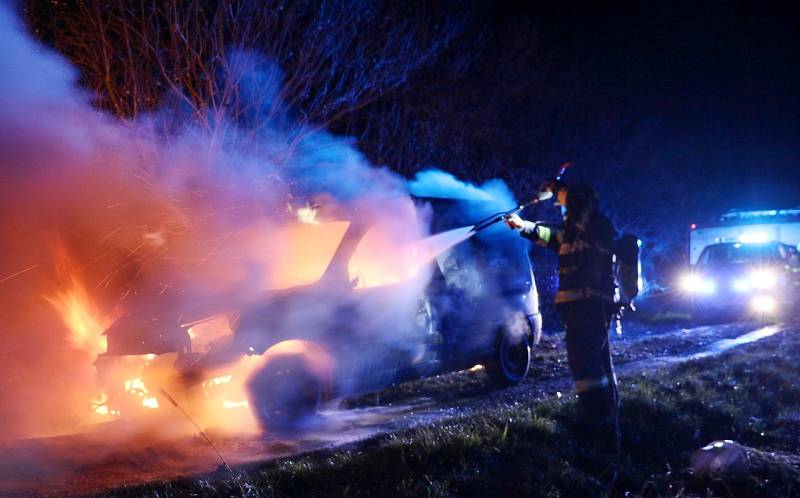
[93,195,542,429]
[678,241,800,320]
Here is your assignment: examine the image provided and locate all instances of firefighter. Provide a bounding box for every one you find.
[506,180,620,453]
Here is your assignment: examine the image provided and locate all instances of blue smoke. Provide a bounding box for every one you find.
[407,168,530,258]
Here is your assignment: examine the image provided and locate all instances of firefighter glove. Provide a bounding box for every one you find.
[505,213,526,229]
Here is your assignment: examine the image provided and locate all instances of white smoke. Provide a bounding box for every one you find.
[0,3,420,439]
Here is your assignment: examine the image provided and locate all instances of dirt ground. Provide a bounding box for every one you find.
[0,318,789,498]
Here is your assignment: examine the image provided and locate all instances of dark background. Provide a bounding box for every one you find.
[22,0,800,287]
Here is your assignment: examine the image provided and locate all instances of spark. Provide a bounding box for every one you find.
[127,245,168,284]
[0,264,39,284]
[132,173,154,186]
[156,280,177,296]
[196,238,226,267]
[191,206,239,227]
[94,226,123,246]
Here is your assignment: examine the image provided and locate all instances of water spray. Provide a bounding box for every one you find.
[469,162,572,233]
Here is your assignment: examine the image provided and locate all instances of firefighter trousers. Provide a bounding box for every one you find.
[561,297,620,453]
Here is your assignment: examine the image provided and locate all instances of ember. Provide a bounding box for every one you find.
[296,204,319,224]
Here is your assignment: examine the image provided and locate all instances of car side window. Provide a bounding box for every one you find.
[435,240,483,298]
[696,248,709,266]
[348,224,419,289]
[267,221,350,288]
[786,245,800,266]
[437,245,462,273]
[697,245,725,266]
[472,235,532,292]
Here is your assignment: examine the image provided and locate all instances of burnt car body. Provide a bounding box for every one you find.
[679,241,800,320]
[97,196,542,428]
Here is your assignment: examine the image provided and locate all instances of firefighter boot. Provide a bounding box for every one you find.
[576,386,620,455]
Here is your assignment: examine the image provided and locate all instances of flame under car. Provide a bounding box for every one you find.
[95,196,542,429]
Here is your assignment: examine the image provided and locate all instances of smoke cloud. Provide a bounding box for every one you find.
[0,6,540,495]
[0,3,529,456]
[0,3,420,440]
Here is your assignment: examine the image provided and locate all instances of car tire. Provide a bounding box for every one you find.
[487,317,532,386]
[247,354,323,431]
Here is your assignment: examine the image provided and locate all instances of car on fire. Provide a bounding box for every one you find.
[679,241,800,319]
[95,195,542,429]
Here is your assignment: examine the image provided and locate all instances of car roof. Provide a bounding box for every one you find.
[703,241,781,248]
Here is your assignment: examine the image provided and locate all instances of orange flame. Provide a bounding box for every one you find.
[202,374,233,387]
[44,250,109,360]
[123,376,159,409]
[90,392,113,417]
[296,203,319,224]
[222,400,249,409]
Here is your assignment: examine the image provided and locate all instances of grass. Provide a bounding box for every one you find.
[99,330,800,498]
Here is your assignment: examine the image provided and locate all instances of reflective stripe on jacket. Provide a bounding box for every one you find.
[520,210,616,305]
[574,372,616,393]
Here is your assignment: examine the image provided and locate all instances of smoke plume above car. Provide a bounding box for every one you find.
[0,4,521,440]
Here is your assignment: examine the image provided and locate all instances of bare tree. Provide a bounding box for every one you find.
[25,0,468,161]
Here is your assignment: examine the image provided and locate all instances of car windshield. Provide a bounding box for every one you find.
[348,223,421,288]
[265,221,351,288]
[697,243,778,266]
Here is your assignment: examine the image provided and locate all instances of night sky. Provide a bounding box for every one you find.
[24,0,800,221]
[503,1,800,212]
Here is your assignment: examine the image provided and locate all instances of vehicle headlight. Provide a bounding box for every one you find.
[680,274,699,292]
[749,269,776,290]
[680,274,716,294]
[751,295,776,313]
[732,279,750,293]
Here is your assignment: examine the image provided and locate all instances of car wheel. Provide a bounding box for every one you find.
[247,354,323,431]
[487,316,532,385]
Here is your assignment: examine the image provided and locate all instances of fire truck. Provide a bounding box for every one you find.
[689,209,800,264]
[679,209,800,318]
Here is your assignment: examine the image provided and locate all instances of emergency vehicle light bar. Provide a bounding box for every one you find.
[720,208,800,221]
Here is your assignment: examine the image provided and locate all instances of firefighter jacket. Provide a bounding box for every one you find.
[519,209,616,306]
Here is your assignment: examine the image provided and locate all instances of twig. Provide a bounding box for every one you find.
[158,387,228,467]
[158,387,248,494]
